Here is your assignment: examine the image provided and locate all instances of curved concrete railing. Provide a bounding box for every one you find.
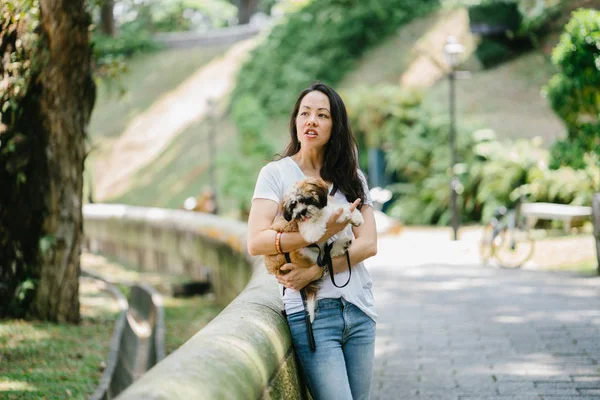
[83,204,308,399]
[84,275,129,400]
[84,272,166,400]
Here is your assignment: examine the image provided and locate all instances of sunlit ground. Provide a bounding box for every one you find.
[0,278,118,399]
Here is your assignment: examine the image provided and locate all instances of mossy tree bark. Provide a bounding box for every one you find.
[0,0,95,322]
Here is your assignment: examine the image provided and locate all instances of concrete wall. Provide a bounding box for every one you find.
[153,23,261,48]
[83,204,309,399]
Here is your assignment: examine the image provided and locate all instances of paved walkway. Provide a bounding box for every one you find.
[369,235,600,400]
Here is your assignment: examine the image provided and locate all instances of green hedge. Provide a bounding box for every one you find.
[231,0,440,118]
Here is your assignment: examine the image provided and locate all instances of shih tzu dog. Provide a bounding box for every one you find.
[264,177,364,322]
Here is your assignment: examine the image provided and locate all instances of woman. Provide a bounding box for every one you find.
[247,81,378,400]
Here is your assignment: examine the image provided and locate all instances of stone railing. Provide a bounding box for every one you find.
[83,204,308,399]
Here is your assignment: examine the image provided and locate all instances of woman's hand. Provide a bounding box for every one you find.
[319,198,361,242]
[277,264,323,291]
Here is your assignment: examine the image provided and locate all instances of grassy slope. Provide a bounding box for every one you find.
[339,8,564,144]
[423,51,564,144]
[108,12,443,212]
[89,45,229,141]
[107,7,568,212]
[339,10,443,89]
[109,113,290,212]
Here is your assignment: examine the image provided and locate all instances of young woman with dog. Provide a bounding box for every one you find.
[247,81,378,400]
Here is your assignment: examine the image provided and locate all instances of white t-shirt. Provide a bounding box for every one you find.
[252,156,377,322]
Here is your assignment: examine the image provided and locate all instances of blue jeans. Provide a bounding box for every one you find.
[286,297,376,400]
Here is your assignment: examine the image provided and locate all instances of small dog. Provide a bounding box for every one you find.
[265,177,364,322]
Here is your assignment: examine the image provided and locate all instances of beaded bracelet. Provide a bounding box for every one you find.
[275,232,283,254]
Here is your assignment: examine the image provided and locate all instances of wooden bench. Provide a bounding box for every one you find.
[520,202,593,233]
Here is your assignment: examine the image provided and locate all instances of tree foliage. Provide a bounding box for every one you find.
[545,8,600,169]
[0,0,45,317]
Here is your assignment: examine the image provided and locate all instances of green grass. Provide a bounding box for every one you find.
[337,5,564,146]
[423,50,564,144]
[81,253,225,356]
[0,254,226,400]
[162,296,223,354]
[89,45,230,141]
[0,290,118,399]
[338,10,445,89]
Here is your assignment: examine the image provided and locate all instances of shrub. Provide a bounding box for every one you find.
[545,8,600,169]
[346,85,481,225]
[475,37,516,68]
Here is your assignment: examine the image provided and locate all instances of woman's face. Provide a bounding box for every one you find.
[295,90,332,151]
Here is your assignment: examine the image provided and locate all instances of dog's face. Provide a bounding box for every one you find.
[282,178,329,222]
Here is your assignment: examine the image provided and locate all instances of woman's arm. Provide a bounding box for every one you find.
[246,199,309,256]
[246,198,361,256]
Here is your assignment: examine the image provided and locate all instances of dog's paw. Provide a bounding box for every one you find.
[349,209,364,227]
[335,208,351,224]
[330,235,352,257]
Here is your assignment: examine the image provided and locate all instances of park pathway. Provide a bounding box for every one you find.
[368,234,600,400]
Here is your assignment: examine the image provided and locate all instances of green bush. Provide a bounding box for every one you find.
[346,85,481,225]
[231,0,440,117]
[545,8,600,169]
[475,37,515,68]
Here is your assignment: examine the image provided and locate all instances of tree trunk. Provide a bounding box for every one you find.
[0,0,95,322]
[32,0,96,323]
[100,0,116,37]
[238,0,259,25]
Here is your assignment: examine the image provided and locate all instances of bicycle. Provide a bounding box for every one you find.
[480,201,535,268]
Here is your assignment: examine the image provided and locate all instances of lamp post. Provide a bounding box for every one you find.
[444,36,464,241]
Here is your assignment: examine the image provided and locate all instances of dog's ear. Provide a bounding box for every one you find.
[315,180,328,208]
[283,200,296,221]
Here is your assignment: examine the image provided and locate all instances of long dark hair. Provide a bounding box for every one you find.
[280,81,366,208]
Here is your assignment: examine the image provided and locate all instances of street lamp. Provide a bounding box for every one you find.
[444,36,464,241]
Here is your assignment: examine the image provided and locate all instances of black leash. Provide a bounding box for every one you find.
[283,252,316,352]
[310,242,352,289]
[282,242,352,353]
